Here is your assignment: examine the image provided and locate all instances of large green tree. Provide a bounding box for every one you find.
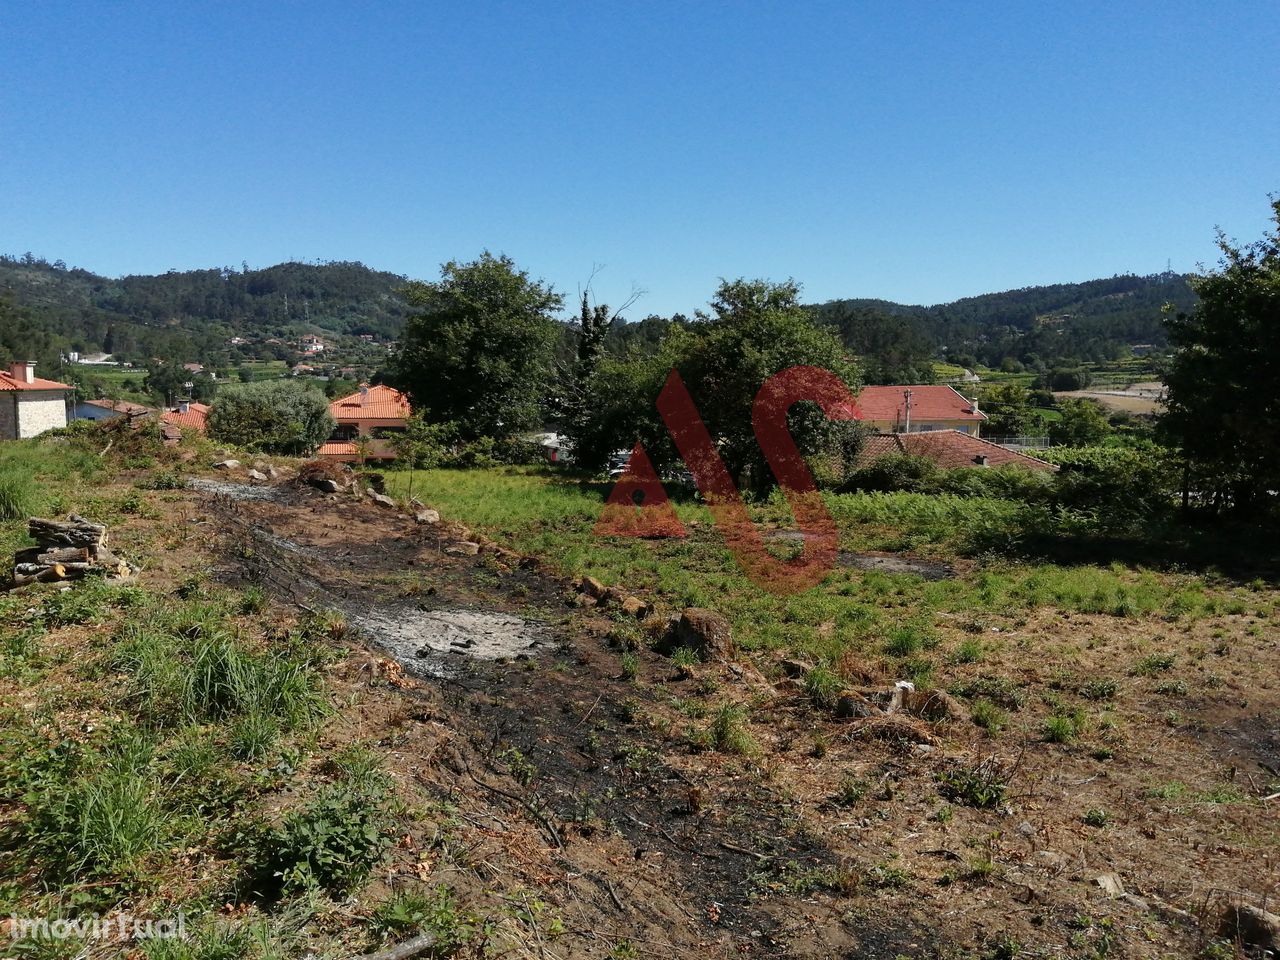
[391,253,563,441]
[568,279,861,488]
[207,380,334,455]
[1162,199,1280,514]
[1048,398,1112,447]
[978,381,1038,438]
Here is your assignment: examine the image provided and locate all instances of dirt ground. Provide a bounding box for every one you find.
[1056,382,1165,415]
[179,478,1278,959]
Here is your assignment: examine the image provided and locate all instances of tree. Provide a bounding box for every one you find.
[1162,198,1280,514]
[566,278,861,490]
[979,381,1037,438]
[206,380,334,455]
[391,253,563,442]
[1049,398,1112,446]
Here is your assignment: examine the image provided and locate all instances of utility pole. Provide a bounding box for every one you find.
[903,388,913,433]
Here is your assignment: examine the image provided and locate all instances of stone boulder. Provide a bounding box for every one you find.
[661,608,734,659]
[620,596,650,619]
[577,576,607,599]
[246,469,268,483]
[212,459,241,470]
[445,541,480,557]
[369,492,398,509]
[415,508,441,525]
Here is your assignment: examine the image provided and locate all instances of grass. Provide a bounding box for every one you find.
[379,466,1250,672]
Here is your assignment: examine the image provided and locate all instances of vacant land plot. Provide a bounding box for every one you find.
[2,447,1277,959]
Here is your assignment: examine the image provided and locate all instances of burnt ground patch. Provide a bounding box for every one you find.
[199,486,931,958]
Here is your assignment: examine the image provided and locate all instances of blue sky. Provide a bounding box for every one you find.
[3,1,1277,318]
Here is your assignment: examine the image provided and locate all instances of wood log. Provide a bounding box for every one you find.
[15,546,90,565]
[12,565,67,587]
[28,517,107,549]
[14,562,67,577]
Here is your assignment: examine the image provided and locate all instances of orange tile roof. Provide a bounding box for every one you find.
[0,370,73,392]
[857,430,1057,472]
[316,441,358,456]
[856,385,985,424]
[160,402,210,433]
[329,384,411,421]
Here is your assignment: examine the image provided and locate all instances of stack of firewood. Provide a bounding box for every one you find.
[10,516,134,588]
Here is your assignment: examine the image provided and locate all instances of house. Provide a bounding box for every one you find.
[0,362,74,439]
[316,384,410,462]
[300,336,326,355]
[855,384,986,436]
[73,398,153,422]
[160,400,210,435]
[527,431,572,463]
[855,430,1057,472]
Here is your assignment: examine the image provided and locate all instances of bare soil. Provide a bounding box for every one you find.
[179,480,1280,958]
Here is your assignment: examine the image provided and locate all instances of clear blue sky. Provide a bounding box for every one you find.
[3,1,1277,318]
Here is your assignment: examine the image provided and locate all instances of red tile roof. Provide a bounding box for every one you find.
[856,385,985,425]
[330,384,410,421]
[316,441,358,456]
[856,430,1057,472]
[160,402,210,433]
[0,370,72,392]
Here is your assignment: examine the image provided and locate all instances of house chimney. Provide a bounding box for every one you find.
[974,454,989,467]
[178,400,190,414]
[969,397,980,414]
[359,383,370,406]
[10,361,35,384]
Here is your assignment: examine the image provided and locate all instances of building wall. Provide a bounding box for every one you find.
[16,395,69,438]
[865,418,980,437]
[0,395,16,440]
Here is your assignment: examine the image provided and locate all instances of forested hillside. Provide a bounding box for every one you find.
[811,272,1196,378]
[1,253,1195,382]
[0,255,411,370]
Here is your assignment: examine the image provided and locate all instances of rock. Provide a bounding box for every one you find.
[902,688,967,723]
[834,692,876,719]
[246,469,268,482]
[666,607,734,659]
[569,594,598,608]
[414,508,440,525]
[445,541,480,557]
[369,492,397,509]
[577,576,607,599]
[620,596,649,618]
[518,555,541,570]
[314,478,342,494]
[212,459,241,470]
[268,466,282,479]
[601,586,627,607]
[1220,904,1280,955]
[1094,873,1125,897]
[780,658,814,679]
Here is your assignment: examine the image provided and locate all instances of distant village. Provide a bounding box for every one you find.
[2,349,1060,476]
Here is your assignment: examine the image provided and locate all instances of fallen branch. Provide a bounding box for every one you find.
[352,932,438,960]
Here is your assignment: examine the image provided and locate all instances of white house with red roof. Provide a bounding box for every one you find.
[855,384,986,436]
[316,384,411,462]
[0,362,74,439]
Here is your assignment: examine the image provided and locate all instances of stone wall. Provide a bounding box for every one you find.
[0,395,17,440]
[16,394,68,438]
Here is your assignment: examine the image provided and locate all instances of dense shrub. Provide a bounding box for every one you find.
[207,381,334,455]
